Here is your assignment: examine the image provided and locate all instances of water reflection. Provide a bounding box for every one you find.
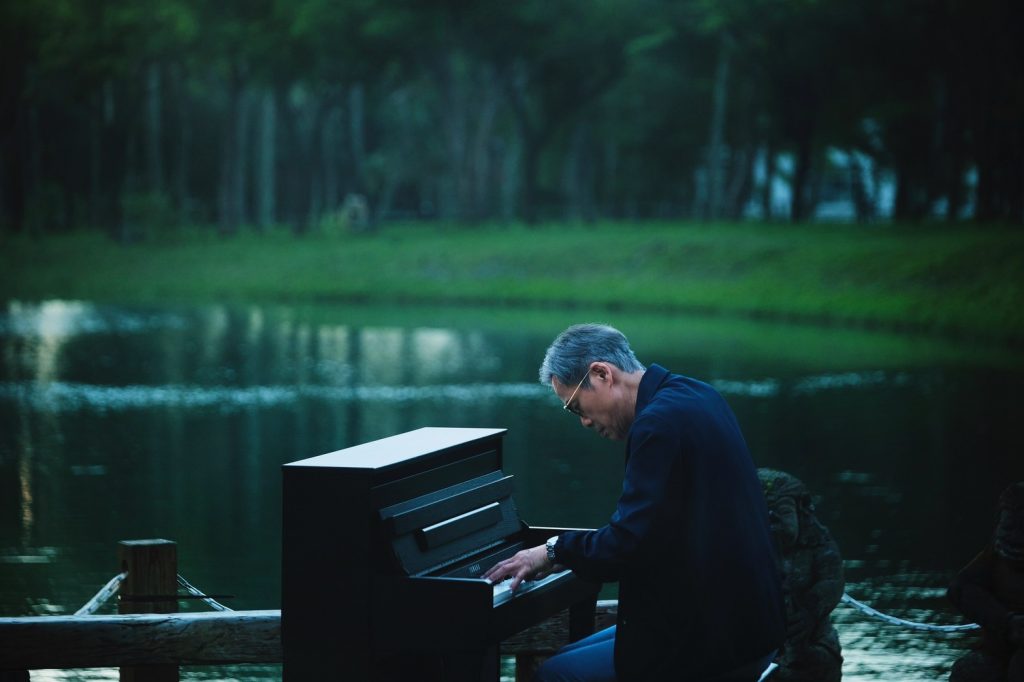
[1,300,1021,681]
[0,381,550,412]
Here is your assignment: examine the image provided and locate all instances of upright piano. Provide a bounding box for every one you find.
[282,427,600,681]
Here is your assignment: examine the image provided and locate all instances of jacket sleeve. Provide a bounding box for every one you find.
[554,414,679,582]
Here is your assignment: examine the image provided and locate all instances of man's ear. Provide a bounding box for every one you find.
[592,362,613,384]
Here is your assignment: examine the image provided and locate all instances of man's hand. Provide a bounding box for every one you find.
[482,545,557,593]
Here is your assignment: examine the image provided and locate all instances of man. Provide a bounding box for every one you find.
[484,323,785,681]
[757,469,844,681]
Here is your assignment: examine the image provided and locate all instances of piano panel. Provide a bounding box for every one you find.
[371,566,595,654]
[283,427,598,681]
[381,472,514,537]
[380,470,522,577]
[371,449,502,508]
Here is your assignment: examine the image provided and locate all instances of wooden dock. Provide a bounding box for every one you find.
[0,538,617,680]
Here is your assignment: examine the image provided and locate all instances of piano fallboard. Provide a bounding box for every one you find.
[373,552,596,653]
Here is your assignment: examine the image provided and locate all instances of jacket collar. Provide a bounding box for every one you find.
[635,363,669,415]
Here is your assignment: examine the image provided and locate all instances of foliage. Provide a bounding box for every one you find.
[0,0,1021,235]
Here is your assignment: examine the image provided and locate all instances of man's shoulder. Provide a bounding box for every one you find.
[632,378,704,434]
[632,373,736,443]
[645,372,724,414]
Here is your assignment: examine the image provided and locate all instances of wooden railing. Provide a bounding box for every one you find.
[0,539,617,681]
[0,603,618,677]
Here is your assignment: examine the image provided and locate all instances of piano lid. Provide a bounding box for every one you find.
[284,427,507,472]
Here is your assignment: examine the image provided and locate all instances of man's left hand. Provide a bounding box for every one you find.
[482,545,557,593]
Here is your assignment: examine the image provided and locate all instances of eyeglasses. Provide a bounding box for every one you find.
[562,370,590,417]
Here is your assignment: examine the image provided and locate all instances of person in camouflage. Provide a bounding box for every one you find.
[947,482,1024,682]
[758,468,845,682]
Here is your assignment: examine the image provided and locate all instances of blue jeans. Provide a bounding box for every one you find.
[534,625,776,682]
[534,626,617,682]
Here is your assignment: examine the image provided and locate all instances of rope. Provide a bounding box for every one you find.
[840,593,980,632]
[177,574,233,612]
[74,571,127,616]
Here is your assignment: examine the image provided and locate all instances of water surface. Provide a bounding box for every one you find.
[1,300,1021,680]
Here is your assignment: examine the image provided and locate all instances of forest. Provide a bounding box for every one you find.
[1,0,1022,238]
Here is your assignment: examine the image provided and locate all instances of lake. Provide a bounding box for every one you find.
[1,300,1022,680]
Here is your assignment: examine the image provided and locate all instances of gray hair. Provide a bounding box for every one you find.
[538,323,645,388]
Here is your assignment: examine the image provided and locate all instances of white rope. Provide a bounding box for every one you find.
[74,571,127,616]
[177,574,233,612]
[840,593,980,632]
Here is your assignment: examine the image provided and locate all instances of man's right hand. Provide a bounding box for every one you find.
[482,545,552,594]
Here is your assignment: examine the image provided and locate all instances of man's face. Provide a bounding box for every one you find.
[552,366,630,441]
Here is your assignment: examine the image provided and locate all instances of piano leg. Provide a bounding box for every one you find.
[442,645,499,682]
[568,598,597,642]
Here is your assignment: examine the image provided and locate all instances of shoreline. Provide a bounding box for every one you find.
[2,222,1021,347]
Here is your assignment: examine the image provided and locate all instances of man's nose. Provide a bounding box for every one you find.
[580,416,593,428]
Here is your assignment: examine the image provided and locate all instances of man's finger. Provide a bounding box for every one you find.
[510,572,524,593]
[483,560,509,582]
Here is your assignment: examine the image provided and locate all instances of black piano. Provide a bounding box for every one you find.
[282,427,600,681]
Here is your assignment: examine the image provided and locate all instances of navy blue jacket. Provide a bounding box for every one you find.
[554,364,785,680]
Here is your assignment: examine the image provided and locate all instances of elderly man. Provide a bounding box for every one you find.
[485,323,784,681]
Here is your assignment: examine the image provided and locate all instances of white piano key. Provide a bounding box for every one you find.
[491,569,569,607]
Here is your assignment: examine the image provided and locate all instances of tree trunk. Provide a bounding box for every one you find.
[281,86,326,234]
[218,68,248,235]
[321,104,342,218]
[27,102,41,233]
[437,53,468,221]
[790,132,813,222]
[218,81,238,233]
[305,98,329,231]
[498,136,521,223]
[100,80,124,240]
[706,34,733,221]
[235,87,252,230]
[89,92,102,228]
[564,122,596,223]
[470,72,500,221]
[849,152,874,223]
[144,63,164,195]
[724,145,753,220]
[255,88,277,229]
[761,144,776,222]
[0,40,29,232]
[169,65,191,223]
[349,83,366,195]
[521,136,542,224]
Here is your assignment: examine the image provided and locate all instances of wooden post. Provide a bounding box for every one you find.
[118,539,178,682]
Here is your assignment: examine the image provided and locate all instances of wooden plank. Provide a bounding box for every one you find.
[0,611,281,670]
[0,601,618,671]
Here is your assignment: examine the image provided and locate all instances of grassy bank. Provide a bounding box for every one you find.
[2,221,1022,344]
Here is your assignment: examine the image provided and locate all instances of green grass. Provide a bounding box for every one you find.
[2,221,1022,346]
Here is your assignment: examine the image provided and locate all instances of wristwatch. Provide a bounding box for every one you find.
[545,535,559,563]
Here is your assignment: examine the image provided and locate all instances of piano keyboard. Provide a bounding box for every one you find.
[491,569,570,606]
